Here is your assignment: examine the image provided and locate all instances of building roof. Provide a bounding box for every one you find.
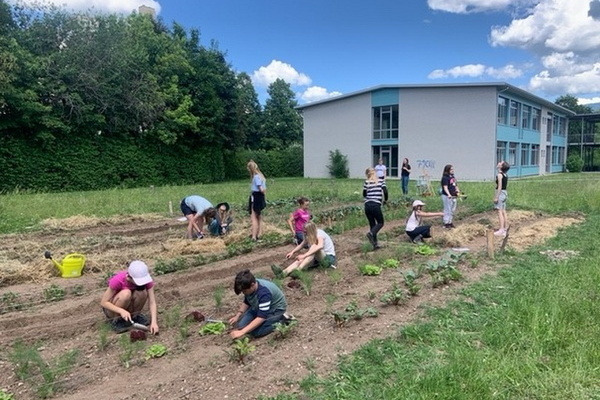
[297,82,576,116]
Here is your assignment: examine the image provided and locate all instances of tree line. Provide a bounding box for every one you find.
[0,1,303,192]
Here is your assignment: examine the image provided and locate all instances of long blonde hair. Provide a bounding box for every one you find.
[247,160,265,181]
[365,167,377,183]
[303,222,318,245]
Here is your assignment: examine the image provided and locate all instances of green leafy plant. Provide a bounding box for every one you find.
[565,154,584,172]
[358,264,382,276]
[327,149,349,179]
[213,285,225,310]
[273,320,298,339]
[0,390,14,400]
[145,344,168,359]
[0,292,23,314]
[43,284,65,302]
[228,337,256,364]
[382,258,400,269]
[415,244,436,255]
[199,321,227,336]
[71,284,85,296]
[153,257,188,275]
[291,270,313,295]
[380,283,406,306]
[332,300,378,328]
[98,322,110,352]
[403,270,422,296]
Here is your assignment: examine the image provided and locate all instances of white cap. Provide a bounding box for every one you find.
[412,200,425,207]
[128,260,153,286]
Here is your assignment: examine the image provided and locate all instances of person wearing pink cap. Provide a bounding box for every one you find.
[405,200,444,244]
[100,260,159,334]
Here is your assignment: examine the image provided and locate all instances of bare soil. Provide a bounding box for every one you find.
[0,210,581,400]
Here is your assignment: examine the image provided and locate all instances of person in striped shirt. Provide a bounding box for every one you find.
[229,269,287,339]
[363,167,388,249]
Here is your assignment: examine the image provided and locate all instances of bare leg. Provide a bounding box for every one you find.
[129,290,148,314]
[104,289,133,318]
[251,210,261,239]
[283,254,316,275]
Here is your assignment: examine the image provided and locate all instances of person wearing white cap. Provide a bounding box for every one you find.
[100,260,159,334]
[405,200,444,244]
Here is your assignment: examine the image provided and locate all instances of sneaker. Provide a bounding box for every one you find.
[196,232,204,240]
[110,317,132,334]
[374,243,382,249]
[366,232,377,248]
[443,223,453,229]
[494,229,506,237]
[412,234,424,244]
[271,264,285,279]
[449,223,456,228]
[132,314,149,326]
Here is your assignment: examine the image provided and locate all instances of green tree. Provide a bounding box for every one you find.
[262,78,303,150]
[235,72,263,149]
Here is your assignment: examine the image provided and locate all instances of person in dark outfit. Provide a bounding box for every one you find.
[440,164,460,228]
[401,158,411,195]
[493,161,510,237]
[363,167,388,249]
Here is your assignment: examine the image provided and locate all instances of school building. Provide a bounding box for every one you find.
[297,83,575,182]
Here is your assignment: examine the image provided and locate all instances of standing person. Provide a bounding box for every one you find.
[401,158,411,195]
[247,160,266,241]
[208,202,233,236]
[180,195,217,239]
[100,260,159,334]
[363,167,388,249]
[493,161,510,237]
[288,197,311,245]
[228,269,287,339]
[440,164,460,228]
[405,200,444,244]
[272,222,336,278]
[374,158,387,180]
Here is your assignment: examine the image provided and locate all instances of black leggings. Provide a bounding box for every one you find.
[364,202,384,241]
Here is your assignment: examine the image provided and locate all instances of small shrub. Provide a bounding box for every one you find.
[565,154,584,172]
[327,149,349,179]
[153,257,187,275]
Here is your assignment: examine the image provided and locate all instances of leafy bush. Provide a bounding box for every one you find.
[327,149,349,179]
[565,154,584,172]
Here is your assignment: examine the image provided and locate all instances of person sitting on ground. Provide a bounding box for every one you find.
[405,200,444,244]
[100,260,159,334]
[228,269,288,339]
[272,222,336,278]
[208,202,233,236]
[287,196,311,246]
[180,195,217,239]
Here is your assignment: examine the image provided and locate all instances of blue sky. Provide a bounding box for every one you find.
[11,0,600,106]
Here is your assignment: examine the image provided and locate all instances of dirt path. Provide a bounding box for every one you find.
[0,211,581,400]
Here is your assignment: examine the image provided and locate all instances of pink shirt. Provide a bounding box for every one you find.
[292,208,311,233]
[108,271,154,292]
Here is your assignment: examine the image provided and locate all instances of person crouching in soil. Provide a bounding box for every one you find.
[405,200,444,244]
[100,260,159,334]
[228,269,288,339]
[180,195,217,239]
[208,202,233,236]
[272,222,336,278]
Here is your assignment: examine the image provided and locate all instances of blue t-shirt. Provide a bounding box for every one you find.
[251,174,266,192]
[243,279,286,319]
[184,195,213,214]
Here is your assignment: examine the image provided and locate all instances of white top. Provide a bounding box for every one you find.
[317,229,336,256]
[374,164,387,178]
[405,211,421,232]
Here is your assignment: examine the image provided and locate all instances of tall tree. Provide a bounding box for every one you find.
[262,78,302,150]
[555,95,595,143]
[235,72,262,149]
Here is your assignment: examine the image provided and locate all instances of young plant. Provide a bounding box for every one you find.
[71,284,85,296]
[326,268,342,284]
[0,292,23,314]
[228,337,256,364]
[382,258,400,269]
[43,284,65,302]
[273,320,298,339]
[145,344,168,360]
[119,334,144,368]
[294,270,314,296]
[98,322,110,352]
[199,321,227,336]
[0,390,14,400]
[415,244,436,255]
[380,283,406,306]
[213,285,225,310]
[358,264,382,276]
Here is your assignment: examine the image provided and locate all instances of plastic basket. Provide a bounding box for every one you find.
[58,253,86,278]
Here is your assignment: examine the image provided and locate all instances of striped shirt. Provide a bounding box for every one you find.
[363,179,388,205]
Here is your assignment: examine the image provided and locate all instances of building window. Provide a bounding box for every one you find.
[497,97,508,125]
[522,105,531,129]
[508,142,518,165]
[531,144,539,165]
[546,114,553,141]
[521,143,530,165]
[559,146,565,163]
[496,141,507,164]
[532,108,540,131]
[510,100,519,127]
[372,105,398,139]
[558,117,566,136]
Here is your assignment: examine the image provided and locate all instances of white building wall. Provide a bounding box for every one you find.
[398,86,498,181]
[303,93,372,178]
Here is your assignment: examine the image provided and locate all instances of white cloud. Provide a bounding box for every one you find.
[578,96,600,105]
[8,0,161,14]
[427,0,532,14]
[251,60,312,88]
[529,63,600,95]
[428,63,523,79]
[299,86,342,103]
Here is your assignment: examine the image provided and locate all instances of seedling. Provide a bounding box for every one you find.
[0,292,23,314]
[358,264,382,276]
[415,244,436,255]
[382,258,400,269]
[145,344,168,359]
[71,284,85,296]
[213,285,225,310]
[0,390,14,400]
[273,320,298,339]
[43,284,65,302]
[228,337,256,364]
[292,270,313,295]
[199,321,227,336]
[98,322,110,351]
[331,300,378,327]
[380,283,406,306]
[119,334,144,368]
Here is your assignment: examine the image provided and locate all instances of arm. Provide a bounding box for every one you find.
[286,240,306,259]
[416,210,444,218]
[288,212,296,236]
[382,184,389,202]
[494,173,502,202]
[443,185,452,198]
[100,287,132,321]
[297,236,324,261]
[146,287,159,334]
[228,302,249,325]
[230,316,266,339]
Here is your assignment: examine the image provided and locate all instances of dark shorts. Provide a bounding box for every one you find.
[180,199,195,216]
[248,191,266,215]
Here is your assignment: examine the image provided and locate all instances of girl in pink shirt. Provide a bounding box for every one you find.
[288,197,311,245]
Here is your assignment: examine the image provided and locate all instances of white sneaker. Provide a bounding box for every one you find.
[494,229,506,237]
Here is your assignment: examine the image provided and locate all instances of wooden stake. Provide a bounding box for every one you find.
[486,229,495,259]
[169,201,173,216]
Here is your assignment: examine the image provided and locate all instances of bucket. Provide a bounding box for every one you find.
[58,253,86,278]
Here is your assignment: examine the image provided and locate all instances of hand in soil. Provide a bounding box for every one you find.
[229,329,246,339]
